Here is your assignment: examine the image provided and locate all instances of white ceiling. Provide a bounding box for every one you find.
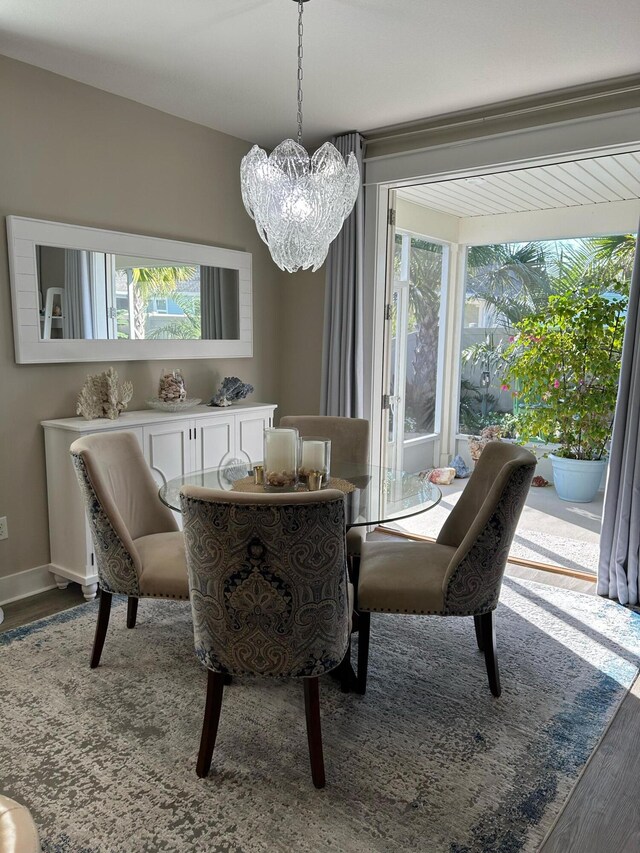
[398,152,640,217]
[1,0,640,149]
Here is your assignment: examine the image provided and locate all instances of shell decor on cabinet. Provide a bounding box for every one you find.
[42,403,276,599]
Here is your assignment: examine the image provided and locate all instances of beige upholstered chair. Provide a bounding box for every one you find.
[70,431,189,668]
[0,795,40,853]
[279,415,370,561]
[180,486,352,788]
[357,442,536,697]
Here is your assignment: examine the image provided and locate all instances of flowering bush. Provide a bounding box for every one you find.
[502,288,626,460]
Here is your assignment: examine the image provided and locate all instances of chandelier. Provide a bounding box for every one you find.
[240,0,360,273]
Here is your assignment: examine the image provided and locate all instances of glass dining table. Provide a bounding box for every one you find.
[159,460,442,528]
[159,460,441,691]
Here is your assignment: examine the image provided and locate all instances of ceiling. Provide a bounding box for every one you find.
[2,0,640,149]
[398,152,640,218]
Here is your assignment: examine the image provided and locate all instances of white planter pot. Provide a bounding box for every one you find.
[549,454,607,503]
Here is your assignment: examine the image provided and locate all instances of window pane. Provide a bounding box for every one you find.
[404,238,443,436]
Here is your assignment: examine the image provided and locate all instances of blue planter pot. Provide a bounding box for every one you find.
[549,454,607,503]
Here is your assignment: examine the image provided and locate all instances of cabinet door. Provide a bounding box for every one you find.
[237,411,272,464]
[142,420,192,487]
[195,416,235,470]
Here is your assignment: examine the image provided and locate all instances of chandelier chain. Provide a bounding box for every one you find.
[296,0,304,145]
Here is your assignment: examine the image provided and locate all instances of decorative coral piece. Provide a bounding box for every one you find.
[209,376,254,407]
[77,368,133,420]
[468,425,504,462]
[449,454,471,478]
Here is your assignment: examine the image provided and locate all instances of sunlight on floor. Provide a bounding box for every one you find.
[391,481,602,574]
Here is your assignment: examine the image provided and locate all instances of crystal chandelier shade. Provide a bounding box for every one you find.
[241,139,359,272]
[240,1,360,273]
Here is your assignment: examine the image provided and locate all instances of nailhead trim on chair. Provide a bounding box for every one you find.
[139,592,190,600]
[359,605,496,616]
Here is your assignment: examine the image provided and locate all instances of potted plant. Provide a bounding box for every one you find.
[501,286,626,502]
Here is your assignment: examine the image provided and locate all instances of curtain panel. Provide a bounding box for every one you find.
[201,266,239,340]
[64,249,95,339]
[320,132,364,418]
[598,227,640,606]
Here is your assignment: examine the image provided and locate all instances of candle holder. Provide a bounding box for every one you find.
[299,437,331,484]
[263,427,299,490]
[307,470,324,491]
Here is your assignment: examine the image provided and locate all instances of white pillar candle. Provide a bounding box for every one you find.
[265,429,297,473]
[301,440,327,472]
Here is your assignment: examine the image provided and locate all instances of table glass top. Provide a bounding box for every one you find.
[159,461,441,528]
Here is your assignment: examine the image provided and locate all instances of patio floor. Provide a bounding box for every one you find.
[385,480,603,575]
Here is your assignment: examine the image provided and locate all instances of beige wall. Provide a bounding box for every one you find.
[277,267,325,421]
[0,55,289,580]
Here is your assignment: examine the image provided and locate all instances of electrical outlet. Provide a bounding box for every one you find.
[0,517,7,540]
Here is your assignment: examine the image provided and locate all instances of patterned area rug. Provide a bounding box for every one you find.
[1,578,639,853]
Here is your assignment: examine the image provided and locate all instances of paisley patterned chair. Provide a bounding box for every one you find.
[70,432,189,668]
[279,415,370,572]
[356,442,536,697]
[180,485,351,789]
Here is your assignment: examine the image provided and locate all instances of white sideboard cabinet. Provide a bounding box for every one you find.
[42,403,276,600]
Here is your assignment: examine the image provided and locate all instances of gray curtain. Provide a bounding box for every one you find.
[201,266,239,339]
[64,249,94,339]
[598,228,640,605]
[320,131,364,418]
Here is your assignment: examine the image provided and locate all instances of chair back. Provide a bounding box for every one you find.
[437,441,536,614]
[70,431,178,595]
[180,487,350,678]
[279,416,370,466]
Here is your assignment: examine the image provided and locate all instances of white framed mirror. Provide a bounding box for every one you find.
[7,216,253,363]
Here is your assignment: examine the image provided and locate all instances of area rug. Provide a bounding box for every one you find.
[1,578,639,853]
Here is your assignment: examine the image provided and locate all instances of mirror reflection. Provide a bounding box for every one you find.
[36,246,240,341]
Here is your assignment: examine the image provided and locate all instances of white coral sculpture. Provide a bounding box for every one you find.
[77,368,133,420]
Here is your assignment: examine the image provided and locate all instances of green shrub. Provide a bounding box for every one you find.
[502,288,626,460]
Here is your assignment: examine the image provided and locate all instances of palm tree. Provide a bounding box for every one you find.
[588,234,637,291]
[127,265,196,339]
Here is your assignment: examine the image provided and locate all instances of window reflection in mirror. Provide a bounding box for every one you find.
[36,246,240,341]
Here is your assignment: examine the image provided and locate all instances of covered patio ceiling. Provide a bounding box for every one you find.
[397,150,640,218]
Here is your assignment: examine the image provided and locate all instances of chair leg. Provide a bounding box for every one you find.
[339,638,352,693]
[303,677,326,789]
[126,596,138,629]
[356,611,371,695]
[90,590,112,669]
[196,670,225,778]
[479,611,501,697]
[349,554,361,610]
[473,614,484,651]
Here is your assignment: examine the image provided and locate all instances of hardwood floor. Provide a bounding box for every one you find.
[540,676,640,853]
[1,574,637,852]
[0,585,84,632]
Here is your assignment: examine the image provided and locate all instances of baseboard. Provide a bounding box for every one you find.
[0,564,57,606]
